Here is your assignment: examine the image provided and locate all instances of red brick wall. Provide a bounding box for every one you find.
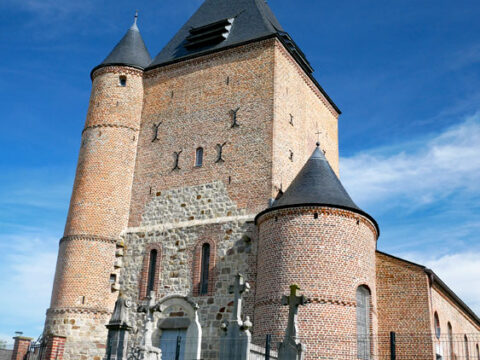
[255,207,378,359]
[46,66,145,359]
[11,337,32,360]
[42,336,66,360]
[128,39,276,227]
[376,252,434,359]
[127,38,340,228]
[431,284,480,358]
[272,40,340,198]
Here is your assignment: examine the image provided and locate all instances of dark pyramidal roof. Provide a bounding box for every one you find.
[150,0,284,67]
[92,15,151,76]
[256,144,379,234]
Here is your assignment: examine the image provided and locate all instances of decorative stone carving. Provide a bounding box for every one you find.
[105,294,132,360]
[278,285,308,360]
[134,292,162,360]
[219,273,252,360]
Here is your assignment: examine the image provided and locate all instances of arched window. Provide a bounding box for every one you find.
[434,312,441,339]
[192,240,216,297]
[465,335,469,360]
[195,147,203,167]
[147,249,158,295]
[475,344,479,360]
[200,243,210,295]
[356,285,371,360]
[448,322,454,359]
[139,244,162,300]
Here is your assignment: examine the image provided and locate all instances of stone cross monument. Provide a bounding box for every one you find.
[135,292,162,360]
[219,273,252,360]
[278,285,308,360]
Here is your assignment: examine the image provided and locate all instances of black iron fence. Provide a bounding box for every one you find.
[94,332,480,359]
[25,340,46,360]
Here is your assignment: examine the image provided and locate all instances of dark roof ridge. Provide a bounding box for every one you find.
[253,0,282,32]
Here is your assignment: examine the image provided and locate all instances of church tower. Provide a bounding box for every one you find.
[44,0,350,359]
[44,15,151,359]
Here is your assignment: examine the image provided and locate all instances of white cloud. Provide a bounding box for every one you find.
[341,112,480,209]
[0,235,57,339]
[400,252,480,316]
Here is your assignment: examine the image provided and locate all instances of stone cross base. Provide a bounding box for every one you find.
[134,346,162,360]
[278,340,305,360]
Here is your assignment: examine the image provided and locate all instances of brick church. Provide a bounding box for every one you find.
[41,0,480,359]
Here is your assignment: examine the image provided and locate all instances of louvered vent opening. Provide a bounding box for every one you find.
[185,18,234,49]
[278,31,314,74]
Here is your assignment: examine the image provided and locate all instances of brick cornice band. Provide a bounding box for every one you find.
[257,206,378,237]
[46,307,112,316]
[82,123,139,134]
[59,234,118,245]
[91,65,144,80]
[255,296,357,308]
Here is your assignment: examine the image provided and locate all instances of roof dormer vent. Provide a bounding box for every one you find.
[184,18,234,50]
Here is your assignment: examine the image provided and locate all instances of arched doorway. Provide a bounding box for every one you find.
[153,295,202,360]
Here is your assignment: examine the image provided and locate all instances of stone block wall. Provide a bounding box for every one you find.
[255,206,378,360]
[120,182,258,359]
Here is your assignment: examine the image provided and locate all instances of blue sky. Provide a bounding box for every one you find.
[1,0,480,343]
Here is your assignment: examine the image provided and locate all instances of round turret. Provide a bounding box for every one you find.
[44,15,151,360]
[254,144,379,359]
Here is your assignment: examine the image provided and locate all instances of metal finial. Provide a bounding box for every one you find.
[316,141,320,147]
[134,10,138,25]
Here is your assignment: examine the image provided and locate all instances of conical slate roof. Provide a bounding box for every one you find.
[149,0,284,68]
[92,16,151,76]
[256,144,379,233]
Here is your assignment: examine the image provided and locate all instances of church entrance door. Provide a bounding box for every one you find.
[159,329,187,360]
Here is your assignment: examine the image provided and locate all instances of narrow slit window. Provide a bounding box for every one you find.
[146,249,157,295]
[119,75,127,87]
[109,274,117,284]
[195,147,204,167]
[475,344,479,360]
[200,243,210,295]
[465,335,470,360]
[448,323,454,359]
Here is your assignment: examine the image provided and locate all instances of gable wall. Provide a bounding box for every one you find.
[376,252,434,358]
